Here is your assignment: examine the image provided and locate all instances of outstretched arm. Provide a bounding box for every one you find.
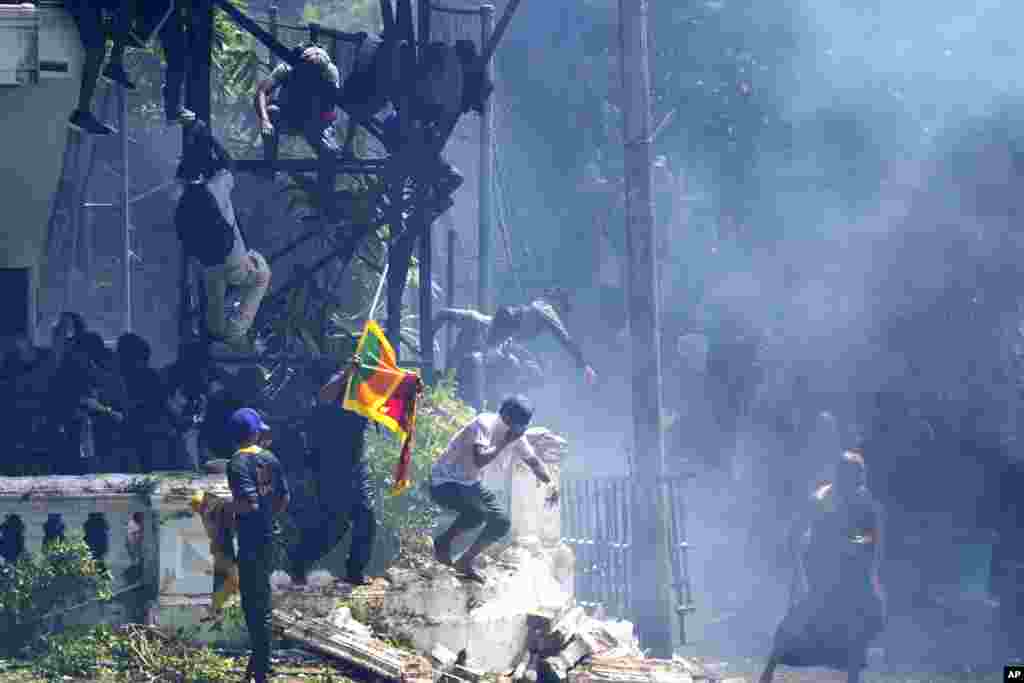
[433,307,491,332]
[531,302,596,383]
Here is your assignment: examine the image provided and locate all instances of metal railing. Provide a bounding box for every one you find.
[561,474,695,630]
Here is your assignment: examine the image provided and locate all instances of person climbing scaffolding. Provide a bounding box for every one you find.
[254,45,341,174]
[174,118,271,352]
[67,0,145,134]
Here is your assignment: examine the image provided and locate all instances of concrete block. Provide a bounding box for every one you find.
[431,644,459,670]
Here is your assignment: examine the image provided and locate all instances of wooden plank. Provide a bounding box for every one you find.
[271,609,411,680]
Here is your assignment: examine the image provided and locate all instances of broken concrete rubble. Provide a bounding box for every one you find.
[272,609,414,681]
[378,539,575,672]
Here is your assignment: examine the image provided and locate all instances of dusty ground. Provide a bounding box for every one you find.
[0,657,1009,683]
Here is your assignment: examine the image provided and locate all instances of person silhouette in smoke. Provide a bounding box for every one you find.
[485,289,597,387]
[760,447,886,683]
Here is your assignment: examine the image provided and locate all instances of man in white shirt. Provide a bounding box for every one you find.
[430,395,558,583]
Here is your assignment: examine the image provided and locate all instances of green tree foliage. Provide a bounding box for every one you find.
[0,537,113,656]
[365,376,474,536]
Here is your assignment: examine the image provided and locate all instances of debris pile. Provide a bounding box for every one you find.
[572,656,718,683]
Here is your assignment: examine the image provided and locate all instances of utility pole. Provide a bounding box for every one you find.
[618,0,676,658]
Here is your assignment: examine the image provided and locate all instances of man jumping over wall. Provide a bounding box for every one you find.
[429,395,558,583]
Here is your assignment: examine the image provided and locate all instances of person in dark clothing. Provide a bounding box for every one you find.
[435,293,594,407]
[254,46,340,170]
[0,334,56,474]
[201,367,267,462]
[429,395,556,583]
[117,333,179,471]
[50,330,123,474]
[760,448,886,683]
[176,119,271,351]
[485,292,597,387]
[66,0,142,134]
[130,0,193,124]
[293,357,376,585]
[225,408,290,683]
[433,308,492,407]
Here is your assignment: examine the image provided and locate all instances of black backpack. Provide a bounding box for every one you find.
[175,182,236,267]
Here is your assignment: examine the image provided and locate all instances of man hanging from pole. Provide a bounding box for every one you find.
[174,118,271,353]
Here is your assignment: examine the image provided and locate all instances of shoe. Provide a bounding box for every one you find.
[455,566,486,584]
[102,63,136,91]
[68,110,115,135]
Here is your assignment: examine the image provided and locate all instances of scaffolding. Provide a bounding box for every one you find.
[43,0,518,381]
[44,81,174,340]
[172,0,518,385]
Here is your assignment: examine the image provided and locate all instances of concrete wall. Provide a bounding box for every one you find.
[0,5,85,338]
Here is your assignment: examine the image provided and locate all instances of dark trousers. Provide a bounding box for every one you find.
[264,104,339,163]
[158,6,186,117]
[293,460,376,578]
[430,481,510,550]
[238,549,273,681]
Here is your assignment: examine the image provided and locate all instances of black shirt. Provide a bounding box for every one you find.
[227,445,290,556]
[308,402,367,474]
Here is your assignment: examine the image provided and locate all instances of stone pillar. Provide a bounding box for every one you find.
[506,461,561,544]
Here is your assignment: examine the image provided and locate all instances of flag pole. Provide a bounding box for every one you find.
[368,262,390,323]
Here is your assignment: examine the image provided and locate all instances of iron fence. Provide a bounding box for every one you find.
[561,475,695,628]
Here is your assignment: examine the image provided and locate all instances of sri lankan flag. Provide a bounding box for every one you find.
[342,320,423,495]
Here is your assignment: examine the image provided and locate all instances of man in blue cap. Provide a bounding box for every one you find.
[224,407,290,683]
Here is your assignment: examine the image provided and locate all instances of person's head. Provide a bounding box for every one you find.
[229,407,270,448]
[294,46,338,101]
[117,332,151,370]
[54,312,86,343]
[835,447,867,496]
[498,394,533,437]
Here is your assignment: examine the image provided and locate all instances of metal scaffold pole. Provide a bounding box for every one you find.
[118,84,132,333]
[477,4,494,313]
